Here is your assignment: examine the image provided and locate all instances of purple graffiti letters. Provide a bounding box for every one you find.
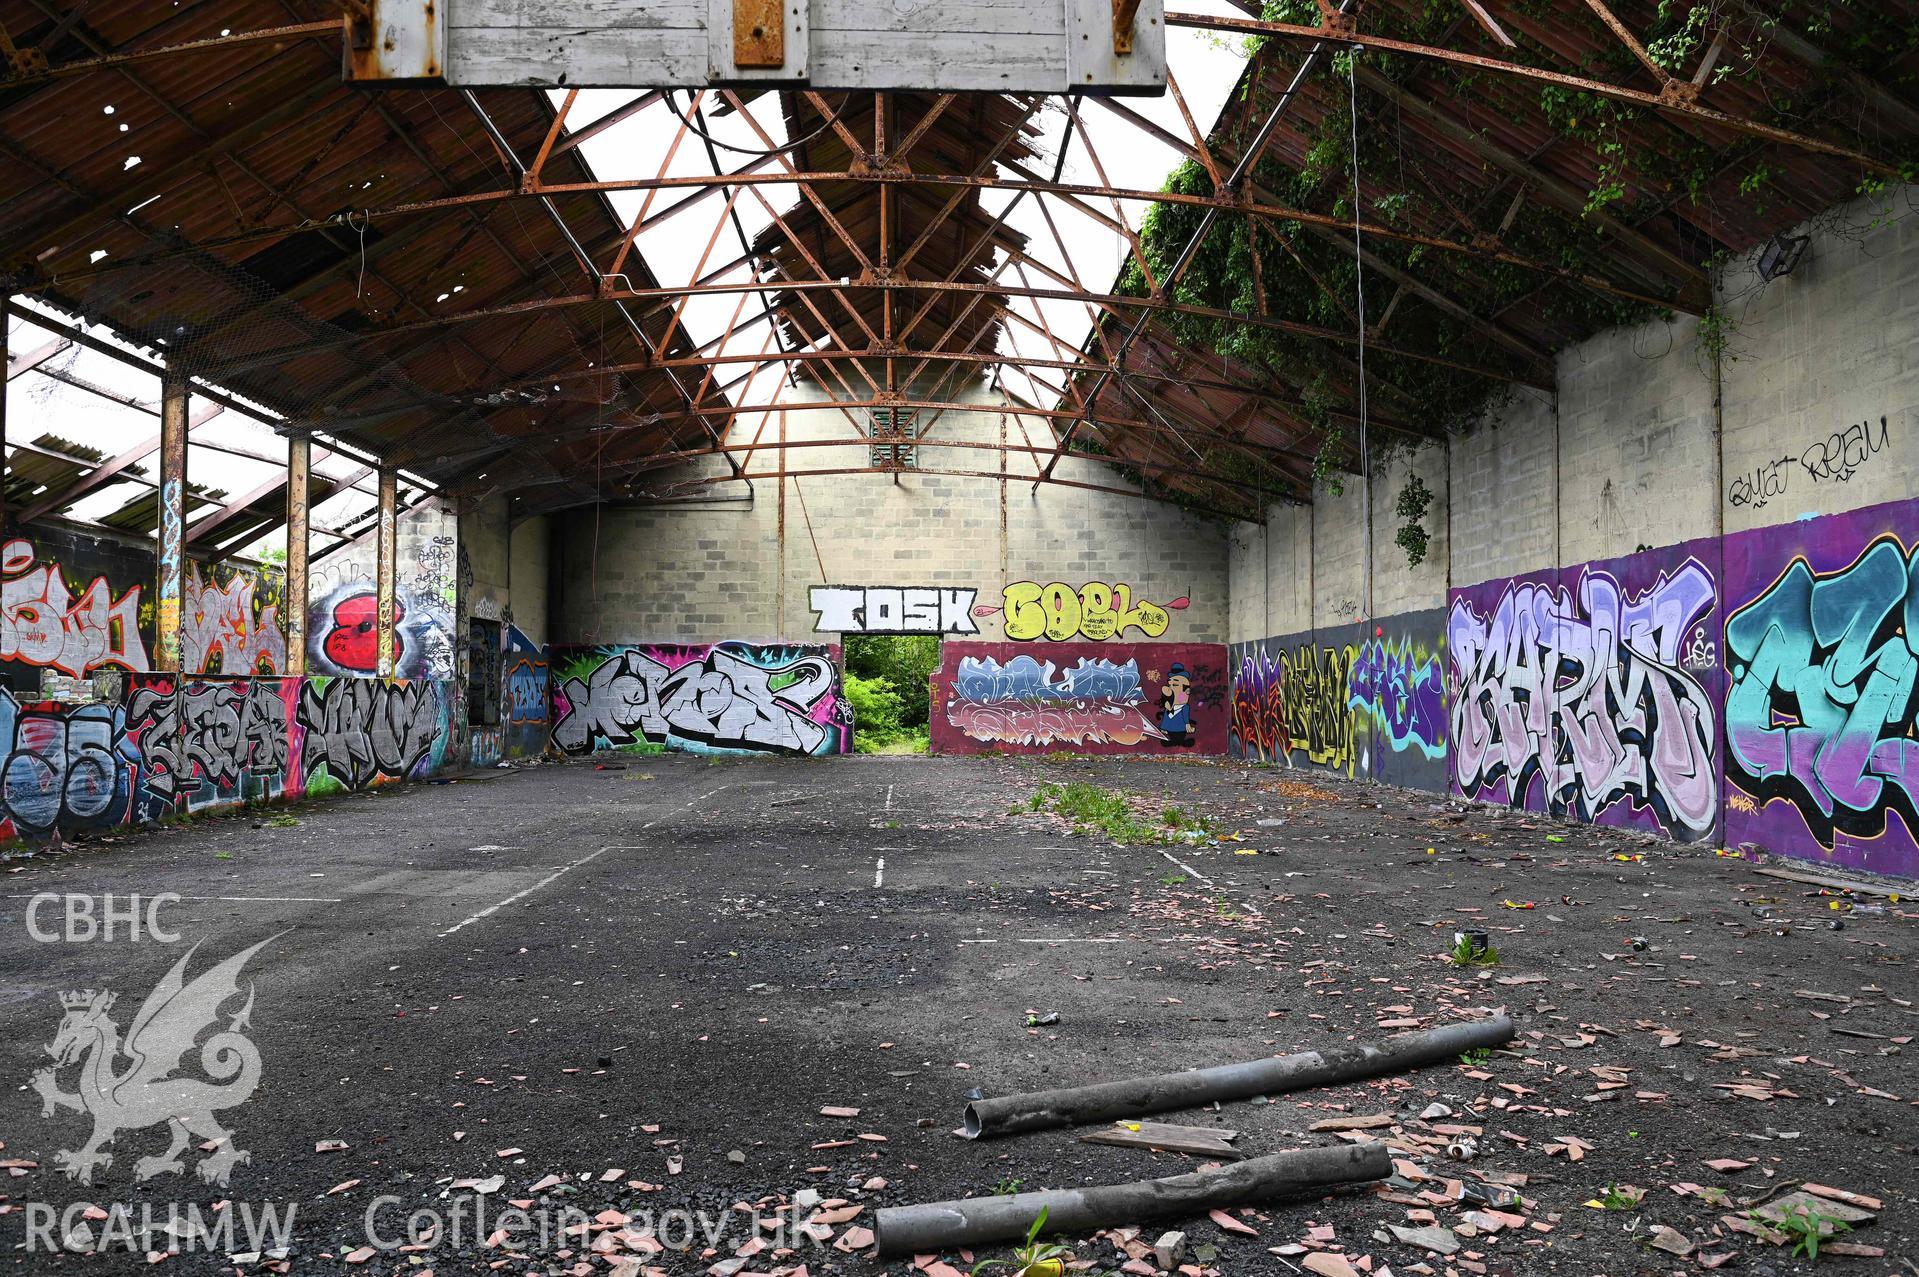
[1726,535,1919,846]
[1450,559,1718,839]
[1349,637,1445,760]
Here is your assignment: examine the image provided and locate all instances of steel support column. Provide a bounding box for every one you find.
[155,368,189,672]
[1,291,9,532]
[376,466,398,679]
[285,429,312,676]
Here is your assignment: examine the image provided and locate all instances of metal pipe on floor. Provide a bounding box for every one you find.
[963,1015,1513,1139]
[874,1143,1390,1257]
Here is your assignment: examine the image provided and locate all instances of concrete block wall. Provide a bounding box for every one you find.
[551,382,1230,646]
[1226,185,1919,878]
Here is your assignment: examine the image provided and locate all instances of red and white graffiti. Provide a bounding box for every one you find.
[182,567,286,675]
[0,538,150,676]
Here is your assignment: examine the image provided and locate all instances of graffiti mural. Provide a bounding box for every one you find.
[1724,499,1919,877]
[809,585,980,634]
[126,675,299,816]
[973,582,1189,641]
[182,565,286,676]
[502,626,548,759]
[298,677,451,792]
[550,643,852,757]
[1449,547,1720,841]
[308,580,455,682]
[0,536,149,677]
[932,642,1228,755]
[1226,629,1369,778]
[0,690,138,839]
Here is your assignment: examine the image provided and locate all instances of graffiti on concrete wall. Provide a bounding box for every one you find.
[182,565,286,676]
[550,643,852,757]
[0,536,149,676]
[809,585,980,634]
[501,626,548,759]
[1799,416,1891,485]
[1724,500,1919,878]
[308,579,455,682]
[298,677,450,792]
[0,689,138,839]
[1350,633,1446,762]
[932,642,1228,755]
[126,675,298,816]
[1449,552,1720,840]
[974,582,1189,641]
[1226,634,1366,776]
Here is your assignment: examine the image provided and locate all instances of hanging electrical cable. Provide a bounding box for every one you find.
[1348,45,1373,635]
[659,89,855,158]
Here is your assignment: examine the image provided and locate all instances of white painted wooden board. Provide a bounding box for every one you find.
[351,0,1165,92]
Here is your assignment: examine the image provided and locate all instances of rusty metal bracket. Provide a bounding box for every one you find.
[1112,0,1142,55]
[0,17,47,76]
[1316,0,1357,37]
[733,0,785,68]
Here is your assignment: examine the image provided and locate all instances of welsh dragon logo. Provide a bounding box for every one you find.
[32,935,278,1186]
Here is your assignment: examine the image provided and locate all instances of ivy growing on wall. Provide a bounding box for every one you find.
[1104,2,1919,523]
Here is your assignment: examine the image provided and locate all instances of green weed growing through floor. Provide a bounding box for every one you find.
[1161,872,1188,886]
[267,813,300,828]
[992,1176,1024,1196]
[1457,1047,1492,1066]
[1022,783,1217,846]
[1449,934,1500,967]
[971,1206,1070,1277]
[1759,1202,1850,1261]
[1594,1183,1644,1211]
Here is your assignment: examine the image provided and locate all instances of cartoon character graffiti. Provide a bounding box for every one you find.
[1155,663,1196,747]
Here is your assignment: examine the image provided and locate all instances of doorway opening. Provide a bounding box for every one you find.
[841,634,940,754]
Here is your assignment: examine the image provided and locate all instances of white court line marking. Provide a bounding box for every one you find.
[961,936,1204,945]
[438,785,725,937]
[5,893,343,903]
[885,784,894,812]
[1155,850,1263,919]
[874,857,886,888]
[1156,848,1213,887]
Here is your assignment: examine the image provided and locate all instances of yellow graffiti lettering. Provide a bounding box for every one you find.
[998,582,1178,641]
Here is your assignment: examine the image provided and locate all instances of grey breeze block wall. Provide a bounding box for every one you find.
[1229,184,1919,640]
[550,381,1231,645]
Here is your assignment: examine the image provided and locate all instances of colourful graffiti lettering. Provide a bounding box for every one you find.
[1725,534,1919,848]
[979,582,1187,641]
[126,676,296,813]
[1229,647,1288,765]
[1284,644,1357,771]
[946,654,1164,747]
[550,643,852,757]
[0,690,138,837]
[299,678,448,790]
[182,567,286,675]
[1449,559,1718,840]
[934,643,1227,755]
[0,537,150,676]
[1349,636,1445,760]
